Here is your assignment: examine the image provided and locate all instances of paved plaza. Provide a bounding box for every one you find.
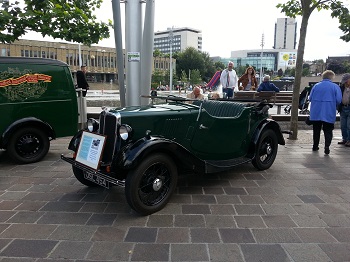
[0,129,350,261]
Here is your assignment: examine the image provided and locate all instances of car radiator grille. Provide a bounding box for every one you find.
[99,111,118,163]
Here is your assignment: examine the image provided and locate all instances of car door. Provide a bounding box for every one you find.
[190,109,251,160]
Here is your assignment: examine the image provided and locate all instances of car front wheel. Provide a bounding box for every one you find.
[252,129,278,170]
[125,153,177,215]
[7,127,50,164]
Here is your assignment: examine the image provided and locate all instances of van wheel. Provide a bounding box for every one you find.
[7,127,50,164]
[125,153,177,215]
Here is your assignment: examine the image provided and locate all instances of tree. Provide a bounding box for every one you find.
[214,61,225,71]
[176,47,205,80]
[189,69,202,85]
[277,0,350,140]
[0,0,111,45]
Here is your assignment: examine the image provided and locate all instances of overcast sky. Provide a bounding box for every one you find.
[24,0,350,61]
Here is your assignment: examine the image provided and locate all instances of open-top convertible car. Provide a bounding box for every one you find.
[61,97,286,215]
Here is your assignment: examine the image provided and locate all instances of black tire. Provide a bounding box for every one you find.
[125,153,177,215]
[252,129,278,170]
[7,127,50,164]
[72,166,99,187]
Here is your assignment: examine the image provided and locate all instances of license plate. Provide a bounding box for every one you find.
[84,172,109,189]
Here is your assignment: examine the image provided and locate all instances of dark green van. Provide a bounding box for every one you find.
[0,57,78,163]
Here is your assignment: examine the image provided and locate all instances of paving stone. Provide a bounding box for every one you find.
[204,215,236,228]
[131,243,169,261]
[14,201,46,211]
[290,203,323,215]
[86,213,117,226]
[49,241,92,259]
[178,186,203,194]
[203,187,225,195]
[0,211,17,222]
[125,227,157,243]
[314,203,350,214]
[147,214,174,227]
[37,212,91,225]
[40,201,84,212]
[190,228,220,243]
[223,187,247,195]
[293,228,337,243]
[50,225,97,241]
[87,242,133,261]
[209,204,235,215]
[252,228,302,243]
[245,187,276,195]
[112,213,148,227]
[6,211,44,223]
[78,202,108,212]
[219,228,255,243]
[241,244,290,262]
[262,215,297,228]
[171,244,209,261]
[156,228,190,243]
[0,224,57,239]
[319,243,350,261]
[234,204,265,215]
[0,239,58,258]
[319,214,350,227]
[182,204,211,214]
[208,244,244,262]
[234,216,266,228]
[297,194,325,203]
[174,215,205,227]
[192,194,216,204]
[261,204,297,215]
[283,243,331,262]
[215,195,241,204]
[290,214,327,227]
[326,228,350,242]
[239,195,266,204]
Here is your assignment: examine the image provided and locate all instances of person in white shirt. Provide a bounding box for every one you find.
[220,61,238,99]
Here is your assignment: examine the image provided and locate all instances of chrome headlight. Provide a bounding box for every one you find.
[87,118,99,132]
[119,124,132,141]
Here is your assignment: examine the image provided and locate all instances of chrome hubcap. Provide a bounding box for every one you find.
[152,178,163,191]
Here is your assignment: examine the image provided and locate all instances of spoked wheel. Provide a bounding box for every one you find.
[252,129,278,170]
[125,153,177,215]
[7,127,50,164]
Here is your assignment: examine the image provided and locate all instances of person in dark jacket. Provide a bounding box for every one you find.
[257,75,280,92]
[76,65,89,97]
[338,73,350,146]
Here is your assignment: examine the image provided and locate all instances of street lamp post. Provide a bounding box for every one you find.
[168,27,174,94]
[259,33,264,84]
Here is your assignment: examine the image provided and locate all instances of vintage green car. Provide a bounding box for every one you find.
[61,97,286,215]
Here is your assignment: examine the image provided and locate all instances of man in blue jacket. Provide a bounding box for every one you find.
[309,70,342,155]
[257,75,280,92]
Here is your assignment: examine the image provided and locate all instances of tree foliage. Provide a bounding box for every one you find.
[277,0,350,140]
[0,0,111,45]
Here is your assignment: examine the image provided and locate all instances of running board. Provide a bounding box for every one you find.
[205,157,252,173]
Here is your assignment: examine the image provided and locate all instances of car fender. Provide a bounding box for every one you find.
[1,117,55,148]
[115,136,205,172]
[247,119,285,157]
[253,119,285,145]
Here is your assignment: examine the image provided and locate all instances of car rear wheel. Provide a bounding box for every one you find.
[7,127,50,164]
[72,166,99,187]
[252,129,278,170]
[125,153,177,215]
